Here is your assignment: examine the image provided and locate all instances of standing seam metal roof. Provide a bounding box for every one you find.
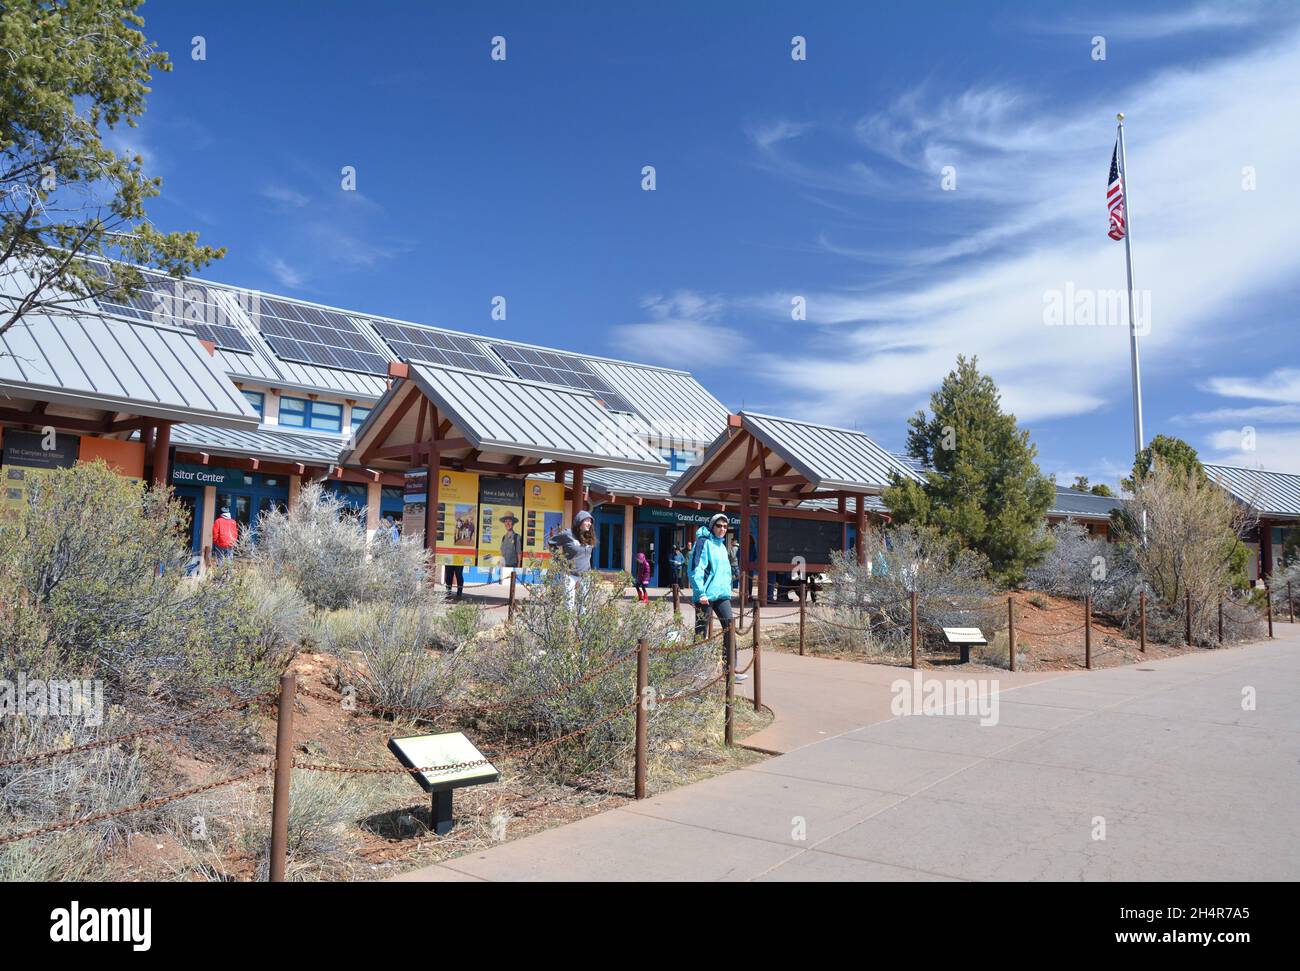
[740,412,922,490]
[1204,464,1300,519]
[0,308,258,427]
[400,363,668,472]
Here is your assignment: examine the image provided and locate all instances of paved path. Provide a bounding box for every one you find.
[396,623,1300,882]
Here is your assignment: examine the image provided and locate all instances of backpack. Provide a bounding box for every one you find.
[690,533,713,588]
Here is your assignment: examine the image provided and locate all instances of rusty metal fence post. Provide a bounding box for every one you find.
[1139,591,1147,653]
[1084,594,1093,670]
[752,600,762,712]
[507,571,517,624]
[798,579,807,656]
[737,571,746,633]
[1007,596,1016,672]
[1266,585,1273,638]
[723,622,735,747]
[1218,601,1224,645]
[269,671,297,883]
[910,589,918,670]
[634,638,648,800]
[707,602,714,639]
[671,582,680,617]
[1289,581,1295,624]
[1185,589,1192,647]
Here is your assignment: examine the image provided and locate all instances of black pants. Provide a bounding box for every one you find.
[443,564,464,595]
[694,596,734,637]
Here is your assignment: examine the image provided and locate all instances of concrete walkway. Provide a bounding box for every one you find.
[396,623,1300,881]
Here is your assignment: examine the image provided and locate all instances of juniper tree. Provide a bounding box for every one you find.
[882,355,1054,586]
[0,0,223,337]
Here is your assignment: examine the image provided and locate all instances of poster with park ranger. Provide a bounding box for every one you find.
[476,476,524,569]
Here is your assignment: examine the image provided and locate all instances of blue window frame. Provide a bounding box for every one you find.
[350,405,372,430]
[279,396,343,433]
[242,390,265,417]
[659,447,699,473]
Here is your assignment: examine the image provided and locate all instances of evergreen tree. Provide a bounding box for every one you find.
[882,356,1054,585]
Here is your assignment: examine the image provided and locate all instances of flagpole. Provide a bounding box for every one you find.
[1116,112,1145,459]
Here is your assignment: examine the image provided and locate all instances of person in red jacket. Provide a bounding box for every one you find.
[633,551,652,603]
[212,508,238,562]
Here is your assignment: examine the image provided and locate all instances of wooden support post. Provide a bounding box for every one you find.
[571,465,585,517]
[634,638,648,800]
[758,483,770,606]
[1139,591,1147,654]
[1185,589,1192,647]
[1290,581,1295,624]
[724,622,735,747]
[737,570,747,632]
[855,494,866,566]
[1007,596,1017,672]
[269,671,297,883]
[752,600,762,712]
[1085,594,1093,670]
[910,589,918,670]
[1266,585,1273,638]
[507,571,517,623]
[150,421,172,488]
[798,579,807,656]
[1218,601,1224,645]
[672,581,680,617]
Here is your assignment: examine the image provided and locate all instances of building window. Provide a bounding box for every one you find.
[659,447,700,473]
[279,396,343,433]
[242,390,265,417]
[350,405,372,430]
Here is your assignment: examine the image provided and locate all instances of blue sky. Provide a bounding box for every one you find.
[123,0,1300,486]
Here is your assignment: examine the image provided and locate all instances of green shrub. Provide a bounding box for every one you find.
[323,602,466,716]
[245,482,433,610]
[465,571,718,782]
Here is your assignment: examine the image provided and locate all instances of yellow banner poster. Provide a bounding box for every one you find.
[432,468,480,566]
[476,477,524,570]
[523,479,566,568]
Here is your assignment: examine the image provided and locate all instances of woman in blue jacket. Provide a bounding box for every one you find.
[690,514,738,659]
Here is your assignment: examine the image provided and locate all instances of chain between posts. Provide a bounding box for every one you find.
[0,766,270,847]
[0,690,276,771]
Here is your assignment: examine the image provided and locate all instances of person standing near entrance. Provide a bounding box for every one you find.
[633,551,651,603]
[670,546,685,588]
[212,508,238,563]
[690,513,744,680]
[547,509,596,606]
[444,562,465,599]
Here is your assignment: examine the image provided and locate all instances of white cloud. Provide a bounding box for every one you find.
[743,26,1300,433]
[612,290,743,366]
[1204,367,1300,403]
[1027,1,1291,39]
[262,184,311,209]
[1205,426,1300,473]
[266,255,306,289]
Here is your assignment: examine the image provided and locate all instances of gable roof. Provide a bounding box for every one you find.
[342,362,668,474]
[1047,487,1123,521]
[1204,463,1300,520]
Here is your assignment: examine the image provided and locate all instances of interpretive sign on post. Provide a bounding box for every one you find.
[942,627,987,664]
[387,732,499,835]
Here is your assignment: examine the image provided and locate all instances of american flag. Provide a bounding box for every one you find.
[1107,141,1126,240]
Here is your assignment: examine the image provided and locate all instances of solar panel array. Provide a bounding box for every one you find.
[97,272,255,353]
[371,321,508,374]
[251,297,390,374]
[491,343,637,413]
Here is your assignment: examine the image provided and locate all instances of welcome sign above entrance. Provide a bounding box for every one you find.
[172,463,243,488]
[636,506,728,528]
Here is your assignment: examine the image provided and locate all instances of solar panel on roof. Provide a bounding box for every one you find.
[251,297,390,374]
[95,271,255,354]
[491,343,637,414]
[371,320,508,375]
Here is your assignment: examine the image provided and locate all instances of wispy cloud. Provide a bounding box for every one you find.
[612,290,744,367]
[739,25,1300,440]
[1026,1,1291,39]
[265,255,306,289]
